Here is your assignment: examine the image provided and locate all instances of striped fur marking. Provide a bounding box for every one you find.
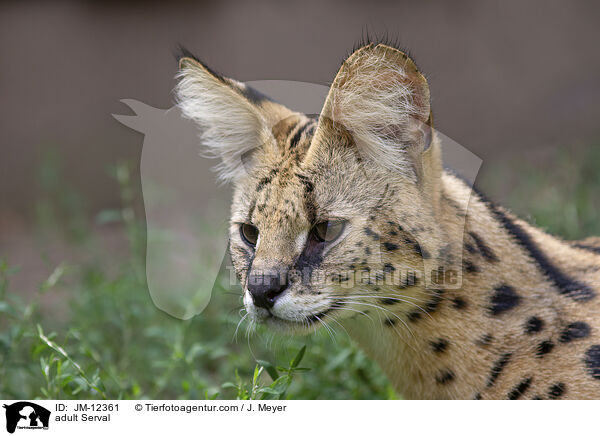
[471,185,596,302]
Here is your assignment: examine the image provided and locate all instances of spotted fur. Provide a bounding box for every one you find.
[176,43,600,399]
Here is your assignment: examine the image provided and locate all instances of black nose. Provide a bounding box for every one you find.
[247,269,288,309]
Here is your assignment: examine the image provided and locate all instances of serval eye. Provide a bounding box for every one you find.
[314,220,345,243]
[240,223,259,247]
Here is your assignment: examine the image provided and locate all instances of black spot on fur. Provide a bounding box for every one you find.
[407,311,422,322]
[383,263,395,273]
[508,377,533,400]
[532,395,543,400]
[430,339,449,353]
[465,243,477,254]
[412,242,426,258]
[384,317,396,327]
[451,296,467,310]
[487,353,512,387]
[559,322,591,343]
[473,393,482,400]
[364,227,380,240]
[489,285,521,315]
[536,340,555,358]
[463,259,479,274]
[425,289,444,313]
[584,345,600,379]
[548,382,566,399]
[469,232,499,262]
[380,298,398,306]
[476,334,493,347]
[525,316,544,334]
[383,242,398,251]
[436,369,455,385]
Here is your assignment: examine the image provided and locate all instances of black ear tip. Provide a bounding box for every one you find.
[173,46,227,84]
[174,44,201,64]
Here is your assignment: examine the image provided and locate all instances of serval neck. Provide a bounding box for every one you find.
[342,174,596,399]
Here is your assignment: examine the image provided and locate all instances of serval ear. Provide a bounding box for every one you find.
[175,53,295,183]
[311,43,440,184]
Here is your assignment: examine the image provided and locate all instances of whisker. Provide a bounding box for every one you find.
[333,294,423,306]
[314,314,337,344]
[333,290,425,302]
[245,320,258,363]
[332,300,418,350]
[332,292,434,321]
[329,304,377,328]
[324,313,352,340]
[233,312,249,342]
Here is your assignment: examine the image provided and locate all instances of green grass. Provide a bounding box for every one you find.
[0,254,393,399]
[1,145,598,400]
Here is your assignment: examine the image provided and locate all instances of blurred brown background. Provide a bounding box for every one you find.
[1,0,599,281]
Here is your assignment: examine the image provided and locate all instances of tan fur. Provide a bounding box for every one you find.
[176,44,600,399]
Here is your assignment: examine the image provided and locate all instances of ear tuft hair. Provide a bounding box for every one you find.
[350,31,416,66]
